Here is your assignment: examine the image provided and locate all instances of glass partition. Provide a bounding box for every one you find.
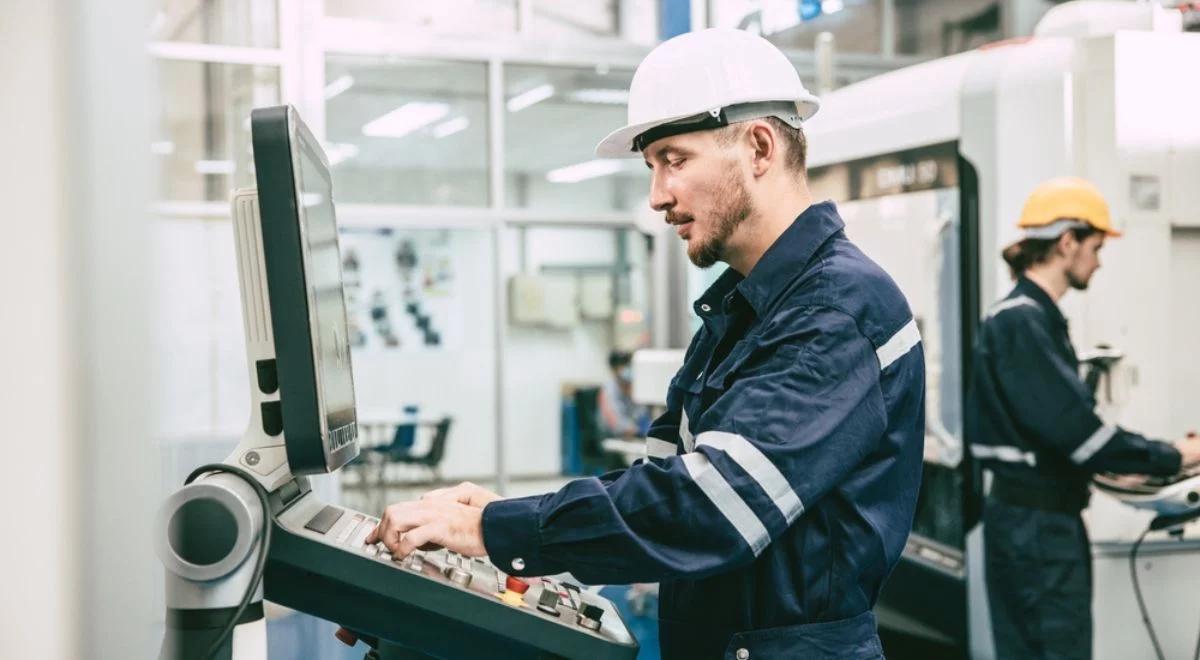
[150,0,279,48]
[325,56,490,206]
[325,0,519,36]
[154,60,280,201]
[504,65,649,213]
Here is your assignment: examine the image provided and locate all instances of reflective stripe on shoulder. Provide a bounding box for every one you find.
[680,407,695,452]
[987,295,1038,319]
[1071,425,1117,464]
[681,452,770,555]
[877,318,922,371]
[645,437,678,460]
[696,431,804,524]
[970,444,1037,467]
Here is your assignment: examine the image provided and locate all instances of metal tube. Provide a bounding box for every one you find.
[487,58,509,496]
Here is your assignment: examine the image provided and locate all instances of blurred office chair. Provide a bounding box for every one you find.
[362,416,452,511]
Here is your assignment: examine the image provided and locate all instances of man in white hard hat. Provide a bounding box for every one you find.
[368,28,925,659]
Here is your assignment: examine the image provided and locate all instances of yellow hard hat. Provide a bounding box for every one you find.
[1017,176,1121,239]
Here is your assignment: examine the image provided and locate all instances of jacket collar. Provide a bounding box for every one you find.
[693,201,845,319]
[1015,276,1068,328]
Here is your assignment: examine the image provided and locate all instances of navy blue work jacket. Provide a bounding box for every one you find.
[965,277,1180,505]
[483,202,926,659]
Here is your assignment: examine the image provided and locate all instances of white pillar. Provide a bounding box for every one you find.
[0,2,81,657]
[0,0,158,657]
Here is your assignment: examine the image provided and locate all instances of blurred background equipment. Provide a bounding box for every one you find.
[805,2,1200,658]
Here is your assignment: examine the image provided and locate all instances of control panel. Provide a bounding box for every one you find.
[1095,463,1200,519]
[264,489,638,660]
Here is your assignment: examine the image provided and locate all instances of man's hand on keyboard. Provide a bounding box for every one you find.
[420,481,502,508]
[367,498,487,559]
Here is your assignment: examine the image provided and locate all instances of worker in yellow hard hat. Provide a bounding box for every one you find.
[965,177,1200,659]
[1000,176,1121,279]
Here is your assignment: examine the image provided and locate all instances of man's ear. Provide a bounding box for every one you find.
[746,121,776,177]
[1055,230,1078,257]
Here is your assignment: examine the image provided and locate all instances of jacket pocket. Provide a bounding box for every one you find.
[704,339,757,393]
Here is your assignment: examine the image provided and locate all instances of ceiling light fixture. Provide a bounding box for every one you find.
[362,102,451,138]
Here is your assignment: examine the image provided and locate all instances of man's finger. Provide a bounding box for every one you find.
[396,524,440,558]
[372,505,404,551]
[380,504,437,554]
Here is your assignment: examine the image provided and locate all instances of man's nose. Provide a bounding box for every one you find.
[649,171,673,213]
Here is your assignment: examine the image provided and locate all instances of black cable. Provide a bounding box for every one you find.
[185,463,274,660]
[1194,534,1200,660]
[1195,596,1200,660]
[1130,523,1166,660]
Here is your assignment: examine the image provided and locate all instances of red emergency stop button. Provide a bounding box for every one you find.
[506,575,530,594]
[334,627,358,647]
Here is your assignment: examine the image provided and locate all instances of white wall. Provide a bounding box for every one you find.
[1,1,159,658]
[0,3,79,658]
[502,227,624,477]
[346,228,500,478]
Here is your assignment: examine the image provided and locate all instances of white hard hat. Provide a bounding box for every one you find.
[595,28,820,158]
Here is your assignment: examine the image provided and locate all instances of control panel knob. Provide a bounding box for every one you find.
[447,566,473,587]
[577,603,604,631]
[536,588,561,616]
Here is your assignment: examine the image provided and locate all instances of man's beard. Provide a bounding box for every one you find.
[672,171,754,268]
[1067,267,1090,290]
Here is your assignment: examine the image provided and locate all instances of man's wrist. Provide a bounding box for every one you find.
[481,496,544,576]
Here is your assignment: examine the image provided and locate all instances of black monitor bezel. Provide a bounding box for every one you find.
[251,105,359,475]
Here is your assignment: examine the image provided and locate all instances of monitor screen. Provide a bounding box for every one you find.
[251,105,359,474]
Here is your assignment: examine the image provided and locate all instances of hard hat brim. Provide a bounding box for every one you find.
[595,97,820,158]
[595,113,696,159]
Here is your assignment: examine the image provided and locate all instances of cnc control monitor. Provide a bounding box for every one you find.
[251,105,359,474]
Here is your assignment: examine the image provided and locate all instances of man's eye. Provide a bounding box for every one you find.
[669,158,685,169]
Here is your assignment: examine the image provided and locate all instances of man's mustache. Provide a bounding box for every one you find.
[666,212,694,225]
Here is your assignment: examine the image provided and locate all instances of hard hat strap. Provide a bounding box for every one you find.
[631,101,804,152]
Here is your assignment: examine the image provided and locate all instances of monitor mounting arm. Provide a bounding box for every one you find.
[156,190,298,660]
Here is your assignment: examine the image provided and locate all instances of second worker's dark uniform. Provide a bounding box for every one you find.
[966,276,1181,660]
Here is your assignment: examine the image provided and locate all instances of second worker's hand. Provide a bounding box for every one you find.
[366,498,488,560]
[1172,434,1200,468]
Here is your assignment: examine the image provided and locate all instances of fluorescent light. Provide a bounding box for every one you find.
[150,140,175,156]
[323,142,360,167]
[362,102,450,138]
[546,159,625,184]
[506,84,555,112]
[569,88,629,105]
[822,0,845,14]
[324,74,355,100]
[195,160,236,175]
[432,117,470,139]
